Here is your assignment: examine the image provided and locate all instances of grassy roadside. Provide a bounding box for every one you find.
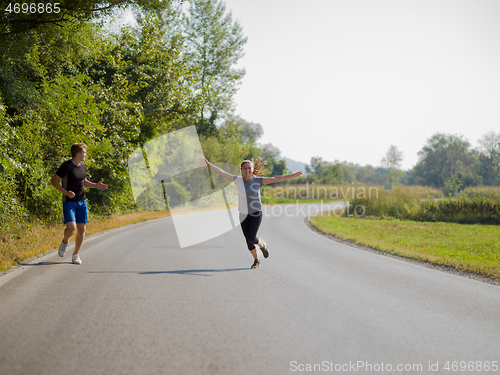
[0,210,171,272]
[309,214,500,279]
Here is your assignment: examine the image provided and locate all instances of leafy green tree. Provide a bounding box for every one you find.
[1,0,169,34]
[476,131,500,185]
[412,133,480,189]
[340,163,356,184]
[260,143,287,177]
[306,157,343,184]
[182,0,247,135]
[0,19,107,116]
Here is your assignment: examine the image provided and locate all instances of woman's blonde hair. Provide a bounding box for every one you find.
[241,157,267,176]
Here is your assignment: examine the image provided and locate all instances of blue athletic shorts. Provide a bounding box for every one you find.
[63,200,88,224]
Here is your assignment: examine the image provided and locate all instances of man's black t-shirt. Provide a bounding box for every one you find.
[56,160,86,202]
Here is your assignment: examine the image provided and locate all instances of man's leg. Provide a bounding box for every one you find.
[63,222,76,244]
[58,221,75,257]
[73,223,86,255]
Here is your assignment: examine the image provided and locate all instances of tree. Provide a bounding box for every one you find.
[306,157,343,184]
[260,143,287,176]
[412,133,480,190]
[381,145,404,185]
[476,131,500,185]
[182,0,247,135]
[110,11,196,143]
[0,0,168,34]
[220,115,262,145]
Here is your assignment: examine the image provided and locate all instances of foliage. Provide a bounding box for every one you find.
[182,0,247,135]
[1,0,169,34]
[459,186,500,200]
[347,185,500,225]
[0,0,255,241]
[381,145,404,185]
[475,131,500,186]
[412,133,481,190]
[416,196,500,225]
[347,186,443,219]
[304,156,344,184]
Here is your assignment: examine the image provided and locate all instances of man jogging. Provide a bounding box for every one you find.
[51,143,108,265]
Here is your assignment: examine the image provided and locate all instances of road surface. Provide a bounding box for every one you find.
[1,203,500,375]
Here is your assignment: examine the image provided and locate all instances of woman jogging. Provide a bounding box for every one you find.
[199,156,302,268]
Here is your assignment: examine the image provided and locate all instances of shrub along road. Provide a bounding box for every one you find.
[1,203,499,374]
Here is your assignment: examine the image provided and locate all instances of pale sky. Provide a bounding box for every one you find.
[222,0,500,170]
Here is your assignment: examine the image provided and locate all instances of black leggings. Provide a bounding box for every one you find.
[239,211,263,251]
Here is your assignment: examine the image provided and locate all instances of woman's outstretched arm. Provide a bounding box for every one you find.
[262,171,303,185]
[198,157,234,182]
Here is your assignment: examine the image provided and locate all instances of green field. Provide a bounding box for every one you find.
[309,213,500,279]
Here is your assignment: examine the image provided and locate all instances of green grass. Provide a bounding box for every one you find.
[310,213,500,279]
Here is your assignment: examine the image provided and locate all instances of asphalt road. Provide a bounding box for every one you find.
[1,203,500,375]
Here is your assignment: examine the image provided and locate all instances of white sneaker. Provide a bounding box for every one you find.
[72,254,82,265]
[58,240,68,257]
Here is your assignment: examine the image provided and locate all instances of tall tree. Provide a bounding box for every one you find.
[381,145,404,185]
[476,131,500,185]
[182,0,247,135]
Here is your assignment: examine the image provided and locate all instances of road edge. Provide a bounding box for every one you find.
[0,216,171,288]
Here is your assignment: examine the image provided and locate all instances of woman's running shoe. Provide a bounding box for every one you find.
[251,259,260,269]
[260,242,269,258]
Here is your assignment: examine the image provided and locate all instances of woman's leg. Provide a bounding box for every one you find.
[240,212,263,259]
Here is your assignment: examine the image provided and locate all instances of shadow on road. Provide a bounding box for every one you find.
[140,268,251,276]
[87,268,251,276]
[19,261,72,266]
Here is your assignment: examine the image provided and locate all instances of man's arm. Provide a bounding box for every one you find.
[84,178,108,191]
[51,174,76,199]
[262,171,303,185]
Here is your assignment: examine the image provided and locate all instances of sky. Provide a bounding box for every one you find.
[219,0,500,170]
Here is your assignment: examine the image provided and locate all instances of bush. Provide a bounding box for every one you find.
[347,185,500,224]
[458,186,500,200]
[416,196,500,224]
[347,186,443,219]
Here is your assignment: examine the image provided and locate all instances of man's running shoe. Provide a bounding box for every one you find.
[260,242,269,258]
[251,259,260,269]
[72,254,82,265]
[58,240,68,257]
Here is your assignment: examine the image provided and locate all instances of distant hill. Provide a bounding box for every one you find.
[282,157,309,175]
